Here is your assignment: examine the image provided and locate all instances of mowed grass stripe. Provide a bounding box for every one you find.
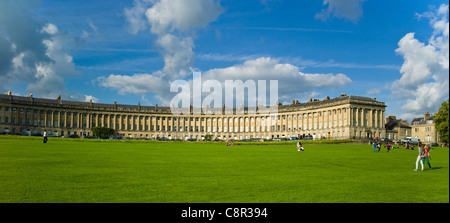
[0,136,448,203]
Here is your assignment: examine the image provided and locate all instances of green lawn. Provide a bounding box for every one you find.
[0,136,448,203]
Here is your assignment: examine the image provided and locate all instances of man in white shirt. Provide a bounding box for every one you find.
[414,143,424,171]
[43,130,48,144]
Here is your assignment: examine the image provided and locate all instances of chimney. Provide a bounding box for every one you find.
[308,98,312,102]
[386,115,396,123]
[424,112,430,120]
[325,96,330,100]
[138,101,141,111]
[57,95,62,105]
[7,90,12,100]
[292,100,295,105]
[114,100,117,110]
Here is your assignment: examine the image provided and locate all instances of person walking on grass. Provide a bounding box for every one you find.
[423,145,432,170]
[297,141,304,151]
[414,143,425,171]
[386,142,391,153]
[43,130,48,144]
[373,141,378,153]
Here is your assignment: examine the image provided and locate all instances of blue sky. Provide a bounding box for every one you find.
[0,0,448,121]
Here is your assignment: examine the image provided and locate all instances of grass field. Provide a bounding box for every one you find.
[0,136,448,203]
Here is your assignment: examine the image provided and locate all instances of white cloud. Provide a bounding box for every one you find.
[315,0,366,23]
[100,0,224,103]
[157,34,195,79]
[367,88,380,95]
[0,1,96,102]
[97,73,167,96]
[124,0,153,34]
[84,95,99,103]
[98,57,353,106]
[203,57,352,100]
[122,0,223,82]
[392,4,449,114]
[102,1,355,106]
[42,23,59,35]
[145,0,223,35]
[23,23,79,98]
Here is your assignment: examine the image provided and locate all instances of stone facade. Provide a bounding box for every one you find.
[0,92,387,141]
[385,115,412,141]
[411,112,441,144]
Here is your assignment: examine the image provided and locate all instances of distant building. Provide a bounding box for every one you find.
[411,112,441,145]
[0,91,387,140]
[385,115,411,141]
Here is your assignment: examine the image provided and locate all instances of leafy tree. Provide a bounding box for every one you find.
[92,127,115,139]
[435,100,449,144]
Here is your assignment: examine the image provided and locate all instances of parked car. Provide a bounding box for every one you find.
[400,138,409,144]
[304,135,314,140]
[406,137,421,145]
[273,138,282,141]
[67,134,80,138]
[427,143,439,148]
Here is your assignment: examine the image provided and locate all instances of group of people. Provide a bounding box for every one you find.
[414,143,432,171]
[403,141,415,150]
[372,141,433,171]
[372,141,392,153]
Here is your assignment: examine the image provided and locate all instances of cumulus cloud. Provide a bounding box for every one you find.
[315,0,366,23]
[145,0,224,35]
[202,57,352,101]
[99,0,224,104]
[157,34,195,79]
[84,95,99,103]
[391,4,449,115]
[98,73,166,96]
[0,0,96,101]
[124,0,153,35]
[99,0,354,106]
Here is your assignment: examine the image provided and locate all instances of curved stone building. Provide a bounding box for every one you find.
[0,91,386,141]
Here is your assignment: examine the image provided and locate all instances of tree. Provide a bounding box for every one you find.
[92,127,115,139]
[204,134,214,141]
[435,100,449,144]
